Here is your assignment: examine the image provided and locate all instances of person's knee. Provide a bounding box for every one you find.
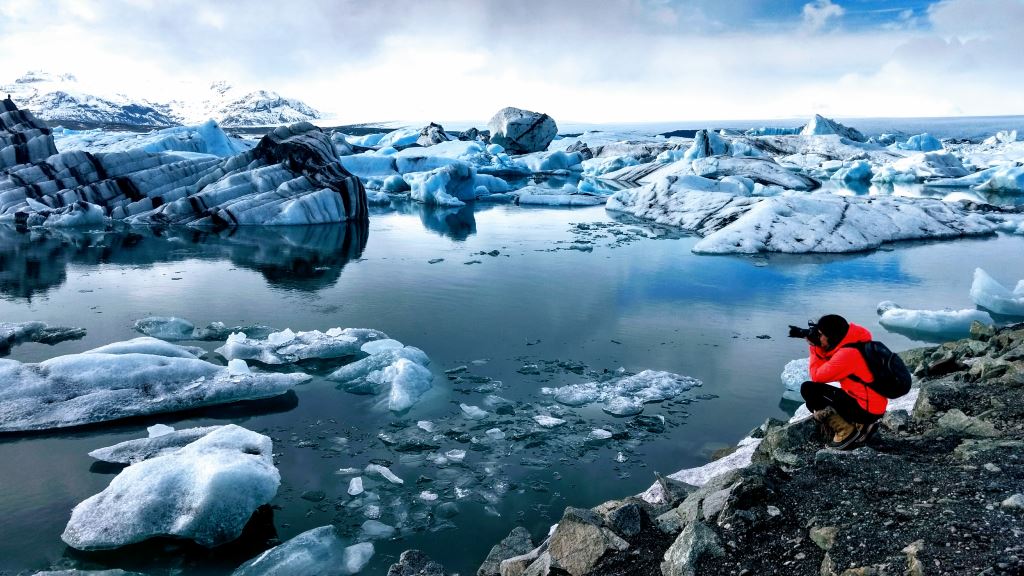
[800,380,818,398]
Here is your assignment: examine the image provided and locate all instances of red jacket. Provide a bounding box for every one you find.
[808,323,888,415]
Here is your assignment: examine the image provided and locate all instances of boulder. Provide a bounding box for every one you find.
[478,527,535,576]
[660,521,724,576]
[546,507,628,575]
[934,408,1000,438]
[487,107,557,154]
[417,122,452,147]
[387,550,448,576]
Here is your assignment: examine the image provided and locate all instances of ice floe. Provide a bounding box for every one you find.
[970,268,1024,316]
[542,369,700,415]
[216,327,387,365]
[877,301,993,338]
[0,343,307,432]
[607,177,1000,254]
[0,321,86,355]
[328,343,433,412]
[89,425,223,464]
[231,525,373,576]
[63,425,279,549]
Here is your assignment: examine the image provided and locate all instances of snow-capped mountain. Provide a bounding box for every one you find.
[1,71,177,127]
[1,72,321,128]
[169,81,321,127]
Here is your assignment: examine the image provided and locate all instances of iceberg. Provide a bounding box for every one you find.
[877,302,993,338]
[62,425,279,550]
[89,425,223,464]
[891,133,943,153]
[970,268,1024,316]
[829,160,872,183]
[974,165,1024,193]
[800,114,866,142]
[607,177,1000,254]
[0,348,306,432]
[231,526,373,576]
[216,327,387,365]
[871,151,969,183]
[0,321,86,355]
[780,358,810,402]
[132,316,196,341]
[543,370,700,413]
[83,336,205,359]
[53,121,247,158]
[327,345,433,412]
[513,185,607,207]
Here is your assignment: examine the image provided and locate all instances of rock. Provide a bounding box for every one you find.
[655,510,685,535]
[655,471,699,506]
[500,546,544,576]
[1001,494,1024,510]
[520,552,552,576]
[61,425,279,550]
[968,357,1013,381]
[487,107,557,154]
[935,408,1000,438]
[417,122,451,147]
[660,521,724,576]
[881,409,910,432]
[387,550,448,576]
[700,487,732,522]
[478,527,535,576]
[754,418,816,466]
[970,320,996,341]
[547,507,628,575]
[606,501,645,538]
[810,526,839,551]
[902,540,925,576]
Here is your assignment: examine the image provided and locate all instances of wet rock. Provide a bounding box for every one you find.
[970,320,996,341]
[604,500,644,538]
[902,540,925,576]
[660,521,724,576]
[478,527,535,576]
[935,408,1000,438]
[487,107,557,155]
[417,123,451,147]
[546,507,628,575]
[810,526,839,551]
[387,550,448,576]
[1001,494,1024,510]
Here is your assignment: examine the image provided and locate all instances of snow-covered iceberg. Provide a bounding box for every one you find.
[800,114,866,142]
[0,344,307,432]
[871,151,969,183]
[607,177,1000,254]
[541,370,700,415]
[62,425,279,550]
[231,526,374,576]
[53,121,248,158]
[970,268,1024,316]
[89,425,223,464]
[216,327,388,365]
[876,301,993,338]
[780,358,810,403]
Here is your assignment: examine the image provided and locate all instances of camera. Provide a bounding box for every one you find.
[788,321,820,340]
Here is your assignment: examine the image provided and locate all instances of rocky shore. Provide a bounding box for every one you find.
[389,323,1024,576]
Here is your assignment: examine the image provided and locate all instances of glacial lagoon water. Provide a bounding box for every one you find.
[2,202,1023,575]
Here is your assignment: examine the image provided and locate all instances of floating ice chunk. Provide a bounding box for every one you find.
[132,316,196,341]
[0,321,86,355]
[582,155,639,177]
[417,420,436,433]
[872,151,969,183]
[89,426,224,464]
[514,185,607,207]
[0,351,307,432]
[231,525,373,576]
[348,477,364,496]
[460,404,488,420]
[485,428,506,440]
[329,346,432,411]
[360,339,404,354]
[970,268,1024,316]
[336,467,361,476]
[877,302,993,338]
[359,520,396,541]
[514,150,585,172]
[378,359,433,412]
[148,424,175,437]
[892,133,943,152]
[445,449,466,463]
[830,160,872,183]
[419,491,438,501]
[983,130,1018,145]
[543,369,700,410]
[589,429,613,440]
[84,336,205,359]
[533,415,566,428]
[974,165,1024,193]
[602,396,644,417]
[365,464,404,485]
[62,425,279,550]
[780,358,810,402]
[216,328,385,365]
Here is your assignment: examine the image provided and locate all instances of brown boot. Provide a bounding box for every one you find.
[825,412,862,449]
[813,407,836,440]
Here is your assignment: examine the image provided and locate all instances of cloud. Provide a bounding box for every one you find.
[801,0,845,32]
[0,0,1020,123]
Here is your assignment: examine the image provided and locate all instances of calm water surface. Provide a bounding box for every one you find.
[1,203,1022,575]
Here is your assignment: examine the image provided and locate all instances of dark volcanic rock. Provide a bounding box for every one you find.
[487,107,557,154]
[387,549,449,576]
[478,527,535,576]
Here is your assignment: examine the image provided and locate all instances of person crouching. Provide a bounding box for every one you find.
[793,314,885,449]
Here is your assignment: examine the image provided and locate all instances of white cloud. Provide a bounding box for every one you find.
[801,0,845,32]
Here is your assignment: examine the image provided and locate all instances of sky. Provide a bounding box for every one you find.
[0,0,1022,124]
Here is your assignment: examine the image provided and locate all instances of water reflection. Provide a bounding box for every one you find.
[0,222,368,299]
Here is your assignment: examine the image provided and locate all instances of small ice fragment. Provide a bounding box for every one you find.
[485,428,505,440]
[419,491,438,501]
[359,519,396,541]
[365,464,404,485]
[227,358,251,375]
[455,486,471,499]
[147,424,174,437]
[417,420,436,433]
[533,415,566,428]
[363,504,381,519]
[336,467,361,476]
[348,477,364,496]
[343,542,375,574]
[267,328,296,346]
[589,429,613,440]
[445,449,466,462]
[361,339,404,355]
[615,452,629,463]
[460,404,488,420]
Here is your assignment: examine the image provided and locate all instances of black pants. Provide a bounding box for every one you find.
[800,381,881,425]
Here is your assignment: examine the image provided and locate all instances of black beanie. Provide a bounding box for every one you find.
[816,314,849,346]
